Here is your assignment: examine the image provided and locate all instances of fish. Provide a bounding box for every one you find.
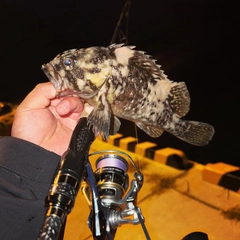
[41,43,215,146]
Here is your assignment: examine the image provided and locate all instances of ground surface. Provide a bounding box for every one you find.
[63,138,240,240]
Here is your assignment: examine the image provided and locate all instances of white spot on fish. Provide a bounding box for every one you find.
[114,46,134,65]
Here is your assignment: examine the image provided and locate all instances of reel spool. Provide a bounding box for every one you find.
[94,154,129,207]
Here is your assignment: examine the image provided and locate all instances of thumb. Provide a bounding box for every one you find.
[56,96,84,119]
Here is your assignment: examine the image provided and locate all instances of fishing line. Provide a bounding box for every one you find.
[134,123,142,171]
[110,0,142,170]
[110,0,131,45]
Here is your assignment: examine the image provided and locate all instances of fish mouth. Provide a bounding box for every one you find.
[42,63,105,99]
[41,63,74,96]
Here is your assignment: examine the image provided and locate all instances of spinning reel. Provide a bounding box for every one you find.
[82,150,150,239]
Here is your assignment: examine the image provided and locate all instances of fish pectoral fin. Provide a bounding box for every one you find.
[109,116,121,135]
[169,82,190,118]
[136,122,164,138]
[87,96,112,140]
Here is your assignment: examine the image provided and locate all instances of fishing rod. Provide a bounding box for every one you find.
[38,117,150,240]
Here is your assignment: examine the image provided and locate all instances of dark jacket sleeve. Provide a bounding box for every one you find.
[0,136,60,240]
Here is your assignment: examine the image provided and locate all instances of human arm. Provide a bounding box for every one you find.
[0,82,88,239]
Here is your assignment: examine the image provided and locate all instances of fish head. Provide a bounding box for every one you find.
[42,48,112,99]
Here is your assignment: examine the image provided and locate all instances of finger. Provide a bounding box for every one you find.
[56,96,84,117]
[19,82,56,110]
[84,103,94,115]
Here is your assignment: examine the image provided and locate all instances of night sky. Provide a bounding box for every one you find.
[1,0,239,166]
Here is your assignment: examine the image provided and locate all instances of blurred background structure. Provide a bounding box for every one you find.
[0,0,239,166]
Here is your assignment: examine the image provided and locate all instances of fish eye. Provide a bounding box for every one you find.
[63,57,75,70]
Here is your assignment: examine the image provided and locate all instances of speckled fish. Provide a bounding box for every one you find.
[42,43,214,146]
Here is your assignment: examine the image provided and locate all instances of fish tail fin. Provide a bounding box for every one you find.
[167,120,215,146]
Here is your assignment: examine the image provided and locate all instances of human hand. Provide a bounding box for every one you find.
[11,82,89,155]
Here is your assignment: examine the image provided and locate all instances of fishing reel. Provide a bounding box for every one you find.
[82,150,151,239]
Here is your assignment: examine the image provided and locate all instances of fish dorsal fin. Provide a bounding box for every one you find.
[130,49,168,80]
[169,82,190,118]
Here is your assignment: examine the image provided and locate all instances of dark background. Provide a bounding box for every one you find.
[0,0,239,166]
